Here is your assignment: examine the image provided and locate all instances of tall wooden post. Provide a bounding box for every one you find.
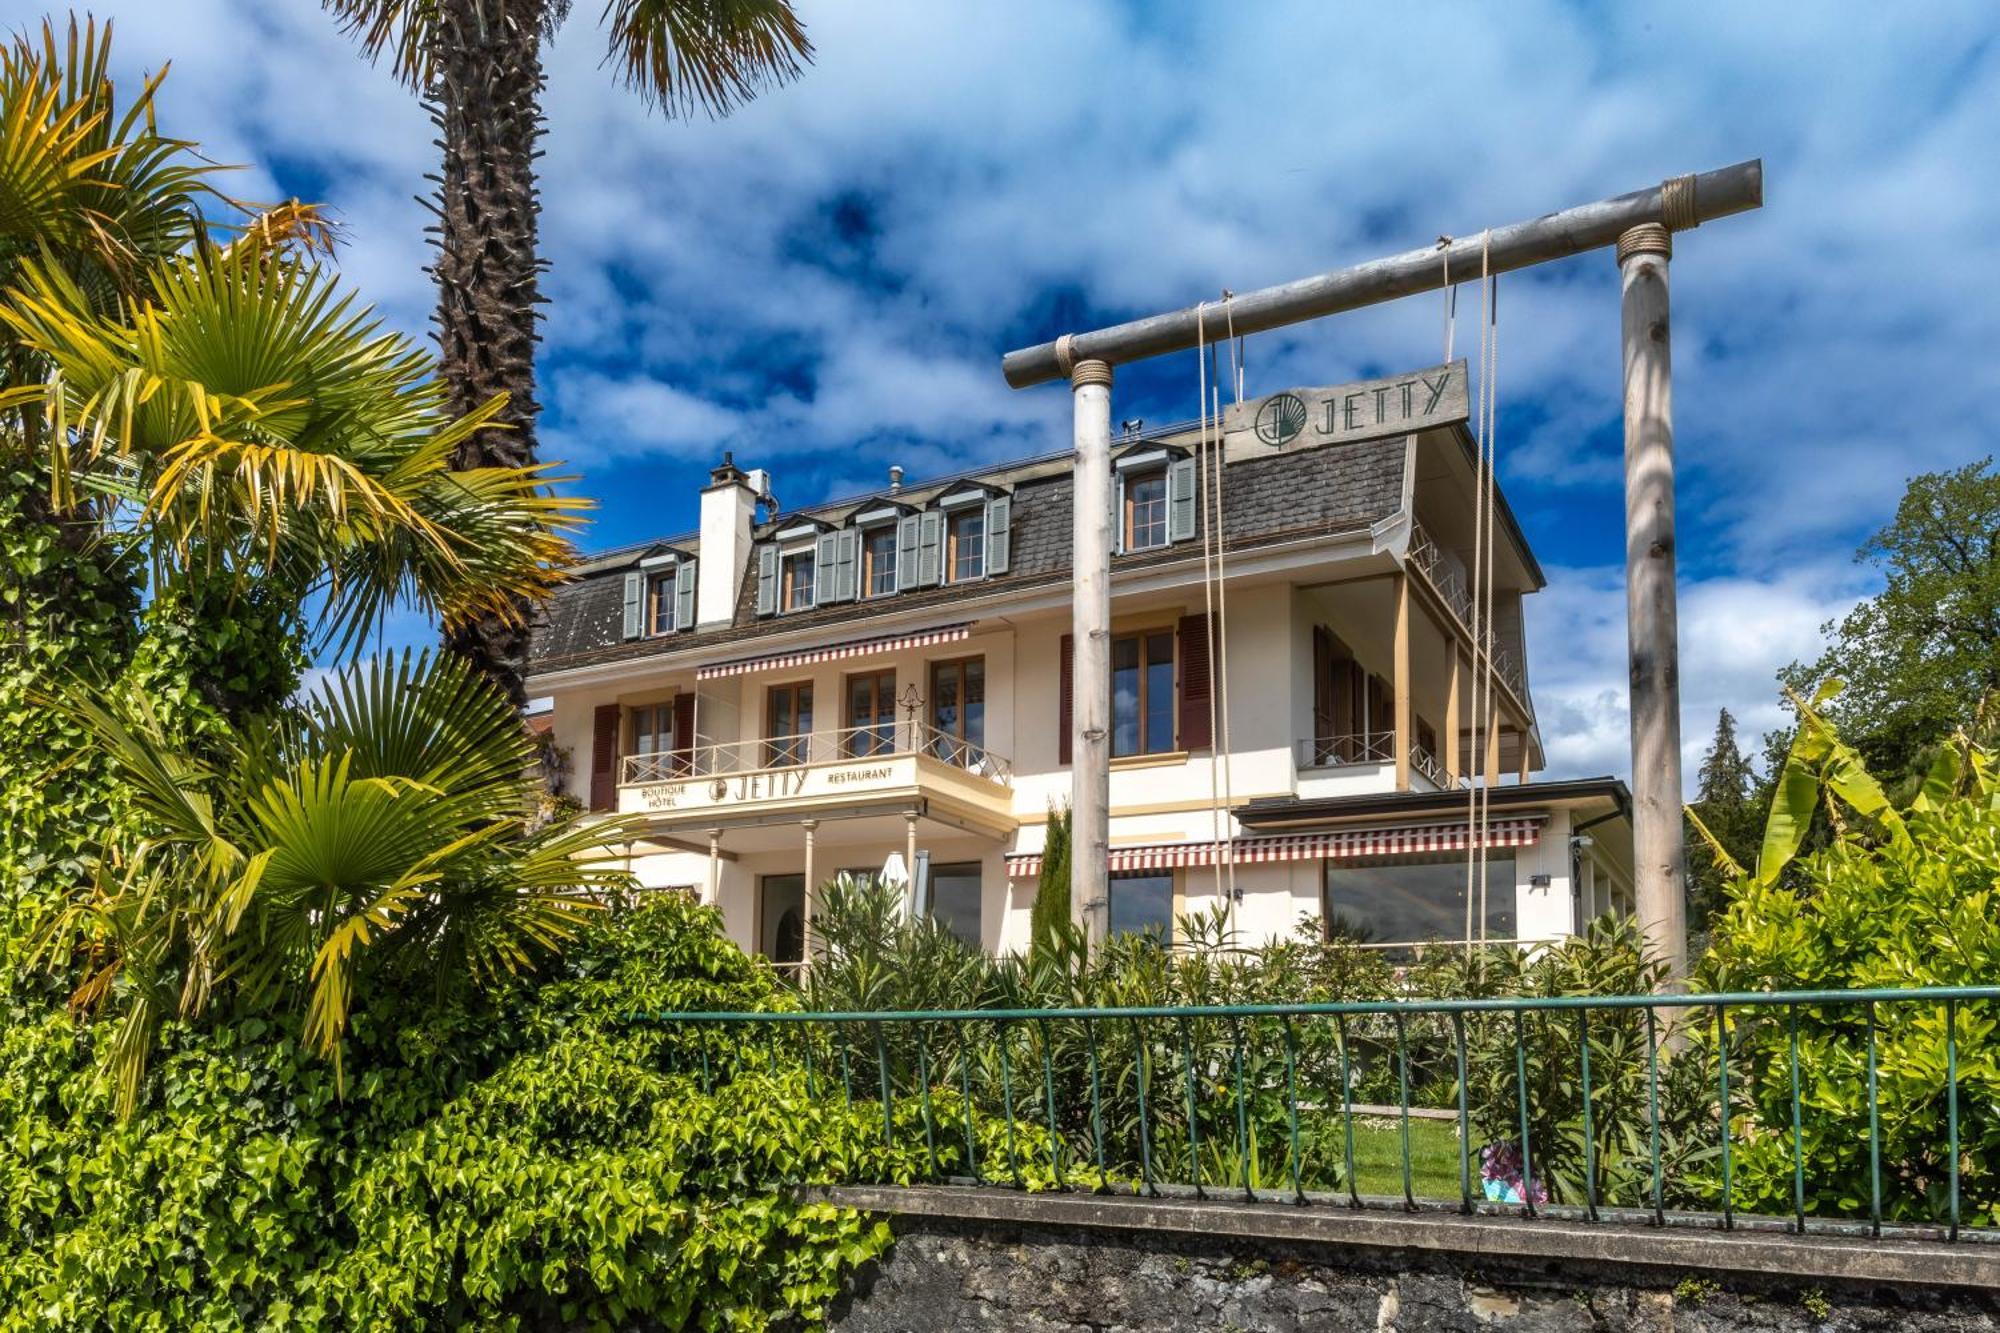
[1067,345,1114,947]
[1618,223,1689,981]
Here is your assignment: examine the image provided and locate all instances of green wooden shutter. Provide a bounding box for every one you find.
[895,516,920,592]
[814,531,839,606]
[917,510,944,586]
[1167,457,1198,542]
[755,543,779,616]
[984,495,1011,575]
[673,558,697,629]
[621,570,643,639]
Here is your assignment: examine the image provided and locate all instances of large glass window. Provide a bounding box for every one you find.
[1109,872,1173,941]
[759,874,805,967]
[864,526,898,597]
[1111,630,1176,757]
[1124,471,1168,551]
[929,657,985,766]
[927,861,982,948]
[781,550,815,611]
[630,701,675,757]
[1322,852,1516,946]
[946,509,985,582]
[648,571,677,634]
[765,681,813,767]
[845,669,897,756]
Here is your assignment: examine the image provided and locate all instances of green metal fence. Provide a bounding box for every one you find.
[634,986,2000,1243]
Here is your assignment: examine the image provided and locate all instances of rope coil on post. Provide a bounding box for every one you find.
[1617,223,1673,265]
[1659,173,1699,232]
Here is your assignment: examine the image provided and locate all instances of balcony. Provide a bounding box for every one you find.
[1298,734,1463,793]
[1406,521,1527,699]
[618,721,1017,837]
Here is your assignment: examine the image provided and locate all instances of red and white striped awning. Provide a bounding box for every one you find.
[1004,817,1543,878]
[695,623,973,681]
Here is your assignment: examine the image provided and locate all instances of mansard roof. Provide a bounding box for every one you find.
[528,429,1413,676]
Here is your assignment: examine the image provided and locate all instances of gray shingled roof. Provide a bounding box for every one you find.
[527,434,1409,675]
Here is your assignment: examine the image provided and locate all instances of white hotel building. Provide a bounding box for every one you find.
[526,373,1635,963]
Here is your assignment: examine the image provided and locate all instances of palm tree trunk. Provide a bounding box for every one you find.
[430,0,548,707]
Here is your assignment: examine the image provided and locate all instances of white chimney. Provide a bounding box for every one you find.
[697,453,758,629]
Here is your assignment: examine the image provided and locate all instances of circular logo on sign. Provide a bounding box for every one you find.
[1254,392,1308,448]
[710,778,729,800]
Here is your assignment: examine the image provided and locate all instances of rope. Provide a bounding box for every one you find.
[1438,236,1457,363]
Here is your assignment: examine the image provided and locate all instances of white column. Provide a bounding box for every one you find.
[1618,223,1689,982]
[1068,352,1114,948]
[705,828,723,907]
[904,810,920,916]
[801,818,818,970]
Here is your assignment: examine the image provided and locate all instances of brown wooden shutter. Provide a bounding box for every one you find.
[671,693,697,776]
[1058,633,1074,766]
[1178,613,1213,752]
[589,704,620,812]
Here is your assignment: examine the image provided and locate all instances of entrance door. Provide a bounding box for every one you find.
[845,669,897,757]
[928,657,985,767]
[765,681,813,767]
[759,873,805,967]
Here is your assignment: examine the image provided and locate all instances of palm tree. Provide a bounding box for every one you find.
[1,16,584,678]
[323,0,814,703]
[42,651,633,1115]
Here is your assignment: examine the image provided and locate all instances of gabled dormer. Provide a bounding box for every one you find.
[1111,443,1197,554]
[619,542,698,640]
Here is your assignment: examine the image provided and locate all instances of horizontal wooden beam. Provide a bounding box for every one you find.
[1001,160,1762,388]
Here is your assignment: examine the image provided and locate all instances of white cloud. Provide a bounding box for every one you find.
[72,0,2000,772]
[1527,563,1869,791]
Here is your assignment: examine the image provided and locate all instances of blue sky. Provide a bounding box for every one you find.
[44,0,2000,785]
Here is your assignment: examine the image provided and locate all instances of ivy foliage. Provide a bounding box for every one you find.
[0,894,919,1330]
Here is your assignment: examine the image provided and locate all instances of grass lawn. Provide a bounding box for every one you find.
[1340,1116,1465,1201]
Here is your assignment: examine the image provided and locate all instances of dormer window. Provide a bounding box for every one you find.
[864,525,898,596]
[946,507,986,582]
[781,548,816,611]
[621,550,697,640]
[1124,469,1168,551]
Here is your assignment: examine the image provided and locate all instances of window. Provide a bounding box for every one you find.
[864,526,898,597]
[1323,852,1516,947]
[766,681,813,767]
[1112,630,1176,757]
[1124,470,1168,551]
[630,702,675,757]
[1109,872,1173,941]
[845,670,897,757]
[648,571,677,634]
[781,549,815,611]
[759,874,805,967]
[929,657,985,765]
[946,508,985,582]
[926,861,982,948]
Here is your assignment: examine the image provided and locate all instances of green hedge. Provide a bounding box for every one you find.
[0,895,910,1331]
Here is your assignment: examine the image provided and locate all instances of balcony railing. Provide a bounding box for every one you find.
[1407,521,1527,698]
[1298,733,1395,769]
[621,719,1012,786]
[1409,740,1456,789]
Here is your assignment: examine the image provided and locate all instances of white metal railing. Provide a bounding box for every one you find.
[620,719,1012,786]
[1406,520,1527,697]
[1409,740,1455,789]
[1298,733,1395,768]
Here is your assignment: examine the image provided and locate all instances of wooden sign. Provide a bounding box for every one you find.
[1222,359,1468,457]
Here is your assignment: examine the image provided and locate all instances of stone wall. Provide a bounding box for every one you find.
[828,1215,2000,1333]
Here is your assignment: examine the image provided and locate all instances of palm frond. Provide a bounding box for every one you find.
[599,0,813,119]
